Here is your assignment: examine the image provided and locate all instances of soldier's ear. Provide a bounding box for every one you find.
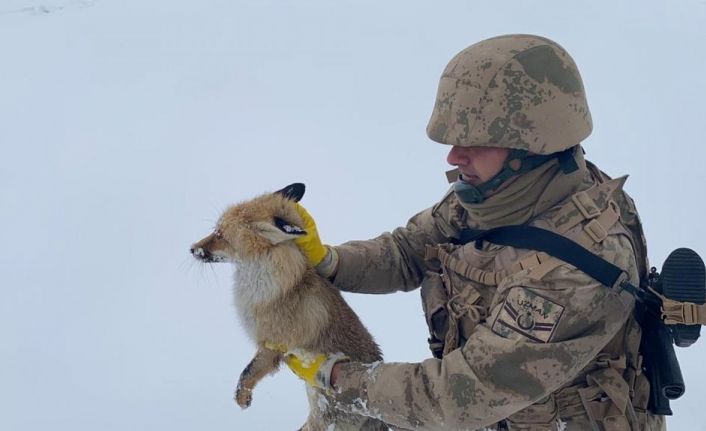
[275,183,306,202]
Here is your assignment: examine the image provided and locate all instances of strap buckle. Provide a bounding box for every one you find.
[662,299,706,325]
[571,191,601,220]
[585,219,609,243]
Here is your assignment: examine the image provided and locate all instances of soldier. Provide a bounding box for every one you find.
[284,34,665,430]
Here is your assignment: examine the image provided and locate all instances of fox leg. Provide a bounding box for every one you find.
[234,347,281,409]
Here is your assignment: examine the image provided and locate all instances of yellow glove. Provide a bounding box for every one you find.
[284,350,348,390]
[294,203,328,267]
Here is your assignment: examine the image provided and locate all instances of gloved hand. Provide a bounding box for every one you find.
[284,349,348,390]
[294,203,329,267]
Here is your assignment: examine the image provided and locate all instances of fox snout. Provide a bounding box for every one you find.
[190,233,230,263]
[190,246,219,262]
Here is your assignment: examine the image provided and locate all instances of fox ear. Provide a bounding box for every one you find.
[275,183,305,202]
[273,217,306,236]
[252,218,306,245]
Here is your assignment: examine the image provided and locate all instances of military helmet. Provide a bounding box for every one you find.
[427,34,592,155]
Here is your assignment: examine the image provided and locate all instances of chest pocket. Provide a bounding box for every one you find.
[422,242,506,357]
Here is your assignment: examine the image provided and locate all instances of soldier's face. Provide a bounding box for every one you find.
[446,146,510,186]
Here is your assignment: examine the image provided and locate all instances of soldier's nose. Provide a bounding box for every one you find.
[447,146,467,166]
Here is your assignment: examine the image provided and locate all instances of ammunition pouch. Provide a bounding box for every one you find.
[420,261,488,358]
[579,367,634,431]
[504,358,641,430]
[504,395,560,431]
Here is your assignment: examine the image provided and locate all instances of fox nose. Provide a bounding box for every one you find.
[191,247,207,259]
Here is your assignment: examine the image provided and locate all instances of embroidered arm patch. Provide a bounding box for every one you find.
[491,288,565,343]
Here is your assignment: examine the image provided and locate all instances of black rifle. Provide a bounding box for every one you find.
[637,249,705,414]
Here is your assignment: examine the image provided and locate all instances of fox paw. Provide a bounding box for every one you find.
[235,386,252,409]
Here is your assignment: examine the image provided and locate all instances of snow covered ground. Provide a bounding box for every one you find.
[2,0,705,429]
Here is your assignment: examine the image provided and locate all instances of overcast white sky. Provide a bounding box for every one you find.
[2,0,706,430]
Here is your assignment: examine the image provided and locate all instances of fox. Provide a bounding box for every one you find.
[190,183,386,431]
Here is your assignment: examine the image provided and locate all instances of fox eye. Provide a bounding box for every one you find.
[214,229,223,239]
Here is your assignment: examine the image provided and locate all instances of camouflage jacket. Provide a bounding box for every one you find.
[330,166,665,431]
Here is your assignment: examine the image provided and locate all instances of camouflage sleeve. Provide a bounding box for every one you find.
[331,190,460,294]
[332,234,638,430]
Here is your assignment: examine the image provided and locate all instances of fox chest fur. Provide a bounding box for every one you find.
[232,252,331,350]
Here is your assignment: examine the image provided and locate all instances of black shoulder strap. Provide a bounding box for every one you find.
[456,225,639,296]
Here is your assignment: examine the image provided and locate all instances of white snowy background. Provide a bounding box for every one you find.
[2,0,705,429]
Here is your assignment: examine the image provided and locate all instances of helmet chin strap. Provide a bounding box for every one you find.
[453,147,578,204]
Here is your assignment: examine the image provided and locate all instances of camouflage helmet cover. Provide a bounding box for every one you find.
[426,34,592,155]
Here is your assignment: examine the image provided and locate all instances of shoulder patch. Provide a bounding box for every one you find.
[492,288,565,343]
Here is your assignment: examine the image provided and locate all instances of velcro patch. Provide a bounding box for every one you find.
[492,288,565,343]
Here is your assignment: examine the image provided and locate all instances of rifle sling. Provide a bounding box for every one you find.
[455,225,630,292]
